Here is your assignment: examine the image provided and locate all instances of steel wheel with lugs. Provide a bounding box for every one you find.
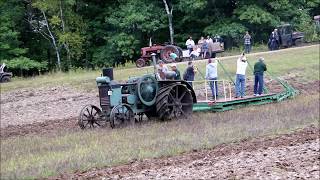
[156,84,193,120]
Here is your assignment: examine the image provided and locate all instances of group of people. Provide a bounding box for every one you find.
[185,35,220,59]
[205,54,267,99]
[244,28,282,53]
[157,52,267,100]
[235,53,267,98]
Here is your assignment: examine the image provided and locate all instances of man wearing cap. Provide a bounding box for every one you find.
[235,53,248,98]
[253,57,267,96]
[205,58,218,99]
[169,63,181,80]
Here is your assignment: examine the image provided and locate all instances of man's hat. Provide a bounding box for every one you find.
[171,63,177,67]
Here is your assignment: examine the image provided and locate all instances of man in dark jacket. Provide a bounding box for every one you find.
[183,61,196,87]
[253,57,267,96]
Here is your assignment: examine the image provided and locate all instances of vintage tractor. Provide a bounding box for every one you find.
[0,63,12,83]
[277,24,304,47]
[78,54,196,129]
[135,44,184,68]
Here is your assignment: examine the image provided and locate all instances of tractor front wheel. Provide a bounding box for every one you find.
[110,104,134,128]
[78,104,107,129]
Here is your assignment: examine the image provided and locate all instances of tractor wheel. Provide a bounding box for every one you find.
[156,84,193,120]
[136,58,146,68]
[78,104,107,129]
[1,76,11,83]
[294,38,303,46]
[110,104,134,128]
[160,45,179,63]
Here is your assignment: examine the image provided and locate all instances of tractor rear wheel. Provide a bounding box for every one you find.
[136,58,146,68]
[156,84,193,120]
[160,45,179,63]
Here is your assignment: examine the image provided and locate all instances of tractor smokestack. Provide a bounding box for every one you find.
[102,67,114,80]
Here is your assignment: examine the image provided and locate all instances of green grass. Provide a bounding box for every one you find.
[1,93,319,179]
[1,45,318,92]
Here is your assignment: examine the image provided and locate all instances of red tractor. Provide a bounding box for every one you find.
[135,44,184,68]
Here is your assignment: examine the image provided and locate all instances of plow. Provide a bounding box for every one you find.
[79,54,298,129]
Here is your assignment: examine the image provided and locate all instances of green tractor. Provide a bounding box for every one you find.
[78,55,196,129]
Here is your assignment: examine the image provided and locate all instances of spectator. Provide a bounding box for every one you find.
[198,36,205,57]
[269,29,279,51]
[235,54,248,98]
[157,60,168,80]
[243,31,252,53]
[183,61,196,87]
[170,63,181,80]
[202,38,209,59]
[207,35,216,58]
[205,58,218,99]
[274,29,280,49]
[253,57,267,96]
[190,45,201,60]
[185,36,195,54]
[170,52,178,61]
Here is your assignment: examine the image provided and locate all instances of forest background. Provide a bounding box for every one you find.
[0,0,319,75]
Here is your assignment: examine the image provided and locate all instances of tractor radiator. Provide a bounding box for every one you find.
[98,85,110,111]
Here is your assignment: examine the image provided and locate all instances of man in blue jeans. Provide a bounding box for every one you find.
[205,58,218,99]
[235,54,248,98]
[254,57,267,96]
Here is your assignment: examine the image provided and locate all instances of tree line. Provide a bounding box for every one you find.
[0,0,319,75]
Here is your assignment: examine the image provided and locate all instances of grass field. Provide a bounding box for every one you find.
[1,45,318,92]
[0,45,319,179]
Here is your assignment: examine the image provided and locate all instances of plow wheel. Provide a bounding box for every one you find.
[110,104,134,128]
[78,105,107,129]
[156,84,193,120]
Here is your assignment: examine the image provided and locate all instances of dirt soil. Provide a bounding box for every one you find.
[0,86,99,128]
[50,126,319,180]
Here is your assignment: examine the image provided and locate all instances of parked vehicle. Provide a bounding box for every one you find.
[277,24,304,47]
[135,37,224,68]
[0,63,12,83]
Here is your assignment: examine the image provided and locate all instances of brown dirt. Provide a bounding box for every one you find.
[0,79,318,139]
[0,86,99,128]
[49,125,320,180]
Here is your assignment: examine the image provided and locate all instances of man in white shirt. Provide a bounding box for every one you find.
[205,58,219,99]
[185,36,195,55]
[235,54,248,98]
